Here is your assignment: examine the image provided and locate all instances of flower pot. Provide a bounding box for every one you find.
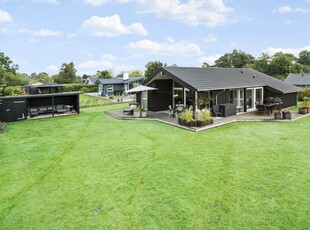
[206,119,214,125]
[196,120,206,127]
[133,111,140,118]
[274,112,282,119]
[185,121,195,127]
[140,111,147,118]
[282,112,291,120]
[298,107,308,114]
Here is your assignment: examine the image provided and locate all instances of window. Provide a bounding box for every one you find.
[107,85,113,92]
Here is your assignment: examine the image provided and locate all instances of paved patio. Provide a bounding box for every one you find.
[105,109,310,132]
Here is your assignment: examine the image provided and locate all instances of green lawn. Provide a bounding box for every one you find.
[0,104,309,229]
[79,94,113,107]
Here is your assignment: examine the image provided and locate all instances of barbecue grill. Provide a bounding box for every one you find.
[264,97,283,113]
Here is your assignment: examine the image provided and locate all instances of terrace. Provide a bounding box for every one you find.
[105,108,309,132]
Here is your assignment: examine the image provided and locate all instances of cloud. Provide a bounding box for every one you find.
[125,38,203,57]
[32,0,59,4]
[0,27,8,33]
[18,28,62,36]
[198,54,222,66]
[274,5,310,14]
[136,0,234,27]
[34,29,62,36]
[0,10,12,23]
[263,45,310,56]
[101,54,117,61]
[67,33,77,39]
[81,15,148,37]
[83,0,110,6]
[204,34,218,43]
[46,65,58,71]
[78,60,114,70]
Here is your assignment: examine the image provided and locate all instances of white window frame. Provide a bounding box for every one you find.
[107,85,113,93]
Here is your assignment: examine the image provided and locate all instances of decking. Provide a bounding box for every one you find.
[105,110,309,132]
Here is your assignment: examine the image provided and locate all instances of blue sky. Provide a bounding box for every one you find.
[0,0,310,76]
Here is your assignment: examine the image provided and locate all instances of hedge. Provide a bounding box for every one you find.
[298,87,310,101]
[62,84,97,93]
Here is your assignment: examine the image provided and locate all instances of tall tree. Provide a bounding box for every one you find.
[129,69,144,77]
[55,62,77,84]
[145,61,166,78]
[0,51,19,85]
[297,50,310,66]
[96,70,113,79]
[268,52,294,79]
[214,49,255,68]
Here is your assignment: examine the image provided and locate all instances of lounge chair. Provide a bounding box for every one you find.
[212,105,223,117]
[56,104,67,113]
[123,102,138,115]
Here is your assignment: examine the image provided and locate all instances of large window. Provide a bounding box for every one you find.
[107,85,113,93]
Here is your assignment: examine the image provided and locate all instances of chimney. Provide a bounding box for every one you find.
[123,71,129,81]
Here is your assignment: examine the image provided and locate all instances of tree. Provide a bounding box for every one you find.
[214,49,255,68]
[145,61,166,78]
[55,62,77,84]
[250,53,272,75]
[268,52,294,79]
[297,50,310,66]
[129,69,144,77]
[0,51,19,85]
[96,70,113,79]
[36,72,52,83]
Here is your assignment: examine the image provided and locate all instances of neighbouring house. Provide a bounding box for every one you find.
[285,73,310,87]
[84,76,98,85]
[96,72,144,96]
[23,83,63,95]
[141,67,301,114]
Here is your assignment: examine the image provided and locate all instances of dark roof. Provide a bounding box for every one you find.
[96,77,144,85]
[23,83,63,88]
[87,77,98,84]
[285,73,310,86]
[144,67,300,94]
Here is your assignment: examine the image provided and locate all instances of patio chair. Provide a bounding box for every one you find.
[212,105,222,117]
[168,105,174,117]
[123,102,138,115]
[256,103,266,115]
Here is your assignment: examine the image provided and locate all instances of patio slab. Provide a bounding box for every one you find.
[105,109,310,132]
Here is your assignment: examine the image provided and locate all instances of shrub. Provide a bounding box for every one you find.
[81,87,89,94]
[298,88,310,101]
[4,86,14,96]
[62,84,98,93]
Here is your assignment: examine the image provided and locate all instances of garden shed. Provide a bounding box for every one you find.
[0,92,80,122]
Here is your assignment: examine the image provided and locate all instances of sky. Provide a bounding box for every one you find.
[0,0,310,76]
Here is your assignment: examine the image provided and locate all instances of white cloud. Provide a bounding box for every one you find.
[204,34,218,43]
[263,45,310,56]
[34,29,62,36]
[78,60,114,70]
[101,54,117,61]
[0,10,12,22]
[83,0,110,6]
[32,0,59,4]
[198,54,222,66]
[274,5,310,14]
[81,15,148,37]
[125,39,203,57]
[18,28,62,37]
[46,65,58,71]
[136,0,234,27]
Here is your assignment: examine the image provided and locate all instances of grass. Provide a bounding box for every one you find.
[79,93,113,107]
[0,104,309,229]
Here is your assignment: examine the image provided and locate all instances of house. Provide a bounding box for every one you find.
[23,83,63,95]
[96,72,144,96]
[84,76,98,85]
[141,67,301,113]
[285,73,310,87]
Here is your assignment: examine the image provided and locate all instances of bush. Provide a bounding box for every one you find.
[3,86,22,96]
[298,88,310,101]
[81,87,89,94]
[62,84,98,93]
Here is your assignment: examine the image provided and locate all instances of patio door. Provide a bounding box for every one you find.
[142,91,148,109]
[230,89,244,112]
[246,89,254,109]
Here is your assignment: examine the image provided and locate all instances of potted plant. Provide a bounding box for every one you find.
[183,109,195,127]
[274,111,282,119]
[140,107,147,118]
[178,111,186,125]
[196,109,213,127]
[133,105,141,118]
[282,109,291,119]
[299,97,309,114]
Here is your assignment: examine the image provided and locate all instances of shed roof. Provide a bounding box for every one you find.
[285,73,310,86]
[144,67,300,94]
[96,77,144,85]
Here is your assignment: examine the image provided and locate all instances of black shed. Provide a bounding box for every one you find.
[0,92,80,122]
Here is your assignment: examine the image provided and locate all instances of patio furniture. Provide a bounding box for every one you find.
[256,103,266,115]
[212,105,223,117]
[56,104,67,113]
[168,105,174,117]
[123,102,138,115]
[219,104,236,117]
